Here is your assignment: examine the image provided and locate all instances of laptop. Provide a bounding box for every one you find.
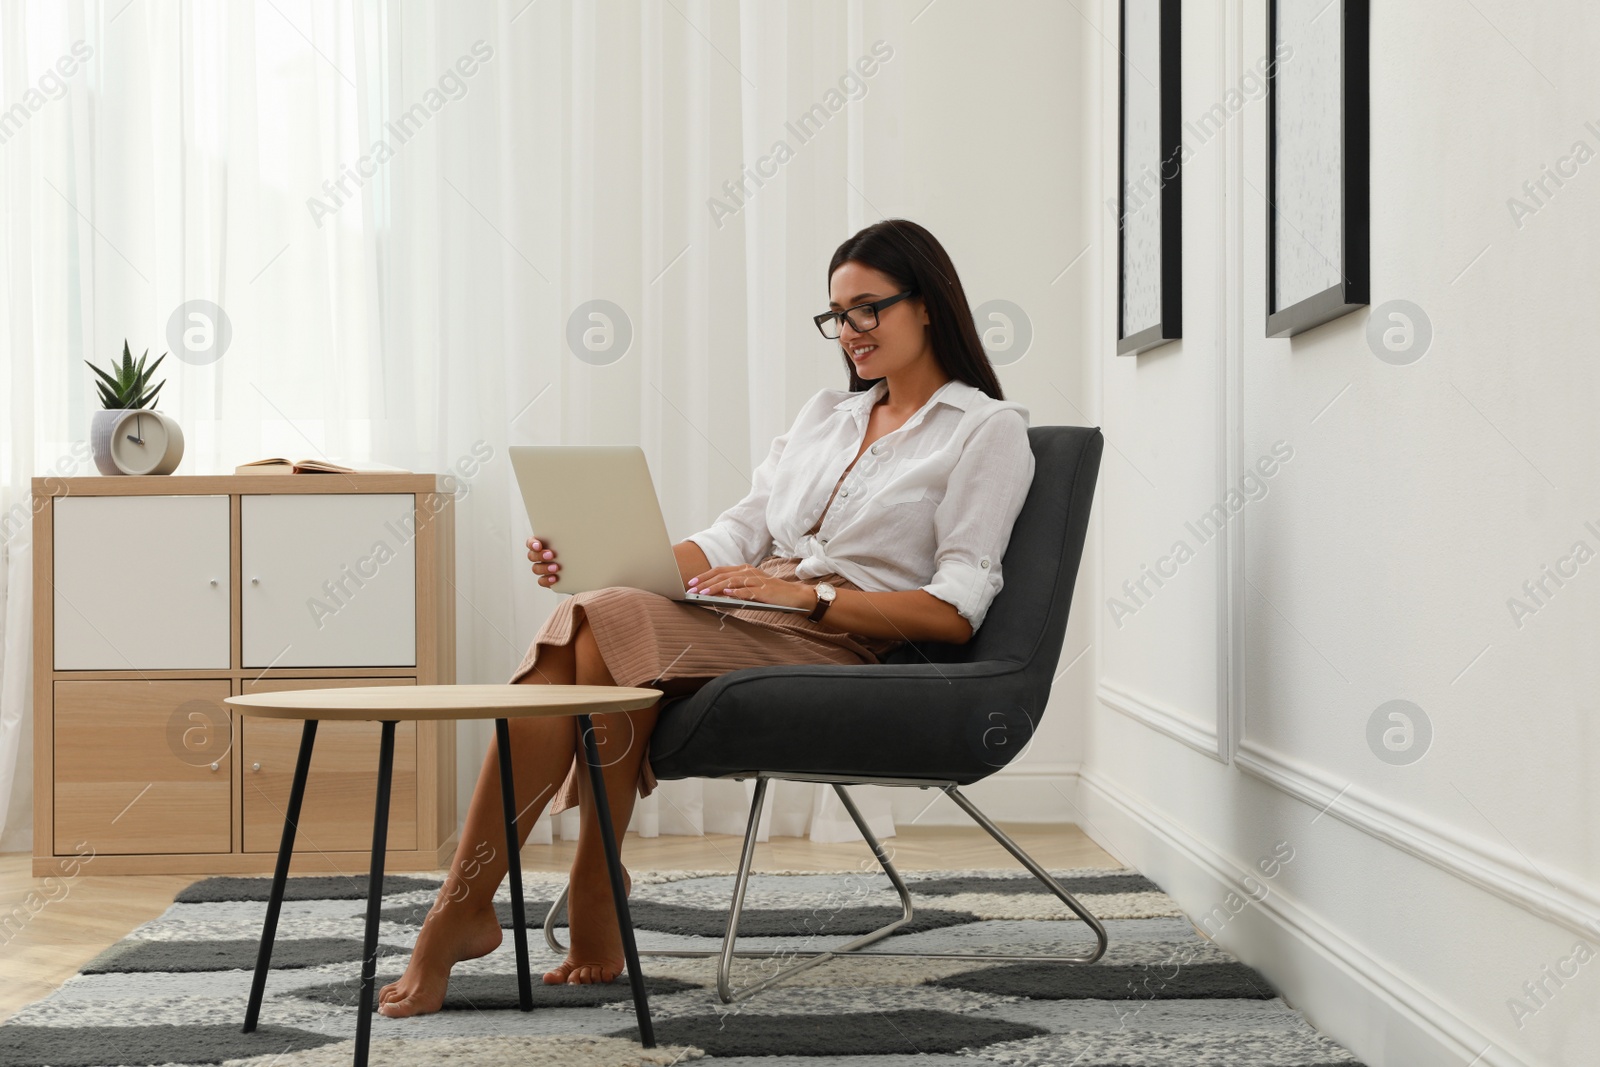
[509,445,812,614]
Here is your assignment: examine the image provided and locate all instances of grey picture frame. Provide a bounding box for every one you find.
[1117,0,1182,356]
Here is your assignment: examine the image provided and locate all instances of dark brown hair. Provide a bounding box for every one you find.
[826,218,1005,400]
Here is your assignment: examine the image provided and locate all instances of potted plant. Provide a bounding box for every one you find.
[87,342,181,475]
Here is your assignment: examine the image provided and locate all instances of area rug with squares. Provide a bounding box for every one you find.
[0,866,1367,1066]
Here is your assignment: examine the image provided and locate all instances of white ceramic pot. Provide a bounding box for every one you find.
[90,408,131,475]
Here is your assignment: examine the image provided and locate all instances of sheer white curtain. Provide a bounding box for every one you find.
[0,0,907,850]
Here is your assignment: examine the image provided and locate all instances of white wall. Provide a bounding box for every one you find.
[1078,3,1600,1066]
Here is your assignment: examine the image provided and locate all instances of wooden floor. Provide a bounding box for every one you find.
[0,823,1118,1024]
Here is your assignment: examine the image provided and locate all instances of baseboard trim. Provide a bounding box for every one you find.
[1074,766,1543,1067]
[1099,679,1224,762]
[1236,739,1600,942]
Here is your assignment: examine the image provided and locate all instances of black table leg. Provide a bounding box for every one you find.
[353,720,396,1067]
[495,717,534,1010]
[576,712,654,1047]
[243,718,318,1033]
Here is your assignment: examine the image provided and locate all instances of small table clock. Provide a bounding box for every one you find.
[92,409,185,475]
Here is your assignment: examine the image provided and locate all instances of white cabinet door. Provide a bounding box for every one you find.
[53,495,232,670]
[241,494,416,668]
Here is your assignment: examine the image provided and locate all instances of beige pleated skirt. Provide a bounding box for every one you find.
[506,554,907,815]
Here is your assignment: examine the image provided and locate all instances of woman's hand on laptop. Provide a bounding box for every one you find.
[689,565,812,609]
[527,537,560,586]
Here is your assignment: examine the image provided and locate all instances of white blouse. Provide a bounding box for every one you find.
[685,377,1035,635]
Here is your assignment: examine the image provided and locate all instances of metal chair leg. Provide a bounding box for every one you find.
[495,718,534,1011]
[352,721,396,1067]
[830,782,916,934]
[541,776,1111,1004]
[940,784,1108,962]
[702,780,922,1003]
[243,718,317,1033]
[781,785,1108,965]
[713,775,770,1001]
[543,886,566,956]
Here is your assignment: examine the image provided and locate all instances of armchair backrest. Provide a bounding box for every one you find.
[880,425,1104,689]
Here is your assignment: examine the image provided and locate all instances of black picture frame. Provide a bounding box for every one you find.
[1117,0,1182,356]
[1265,0,1369,338]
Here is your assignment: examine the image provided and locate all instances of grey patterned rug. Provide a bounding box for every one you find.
[0,866,1367,1066]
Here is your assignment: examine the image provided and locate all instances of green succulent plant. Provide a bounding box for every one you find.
[86,340,167,410]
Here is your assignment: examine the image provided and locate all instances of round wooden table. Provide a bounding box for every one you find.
[224,683,663,1065]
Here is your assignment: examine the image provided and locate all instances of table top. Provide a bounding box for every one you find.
[223,683,664,721]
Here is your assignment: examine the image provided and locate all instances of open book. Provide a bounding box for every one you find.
[234,457,413,475]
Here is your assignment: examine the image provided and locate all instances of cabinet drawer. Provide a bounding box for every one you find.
[54,680,233,855]
[241,494,416,668]
[240,678,417,853]
[53,496,231,670]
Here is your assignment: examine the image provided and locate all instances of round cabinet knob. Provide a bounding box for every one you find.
[209,761,219,772]
[209,578,217,587]
[251,577,260,585]
[252,762,262,772]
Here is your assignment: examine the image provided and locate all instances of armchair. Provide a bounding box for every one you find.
[545,425,1108,1003]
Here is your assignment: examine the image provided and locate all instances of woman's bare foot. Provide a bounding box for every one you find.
[543,865,632,985]
[377,895,505,1018]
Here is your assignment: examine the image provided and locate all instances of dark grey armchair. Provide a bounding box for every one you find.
[544,425,1108,1002]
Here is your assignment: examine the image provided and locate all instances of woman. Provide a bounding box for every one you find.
[377,217,1036,1017]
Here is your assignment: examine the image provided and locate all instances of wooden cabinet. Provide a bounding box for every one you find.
[32,474,457,876]
[240,678,418,853]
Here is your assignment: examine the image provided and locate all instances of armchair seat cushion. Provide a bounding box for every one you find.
[648,661,1041,785]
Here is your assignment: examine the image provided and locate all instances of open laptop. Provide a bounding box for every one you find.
[509,445,812,614]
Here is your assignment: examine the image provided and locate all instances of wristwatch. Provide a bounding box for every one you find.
[807,581,837,623]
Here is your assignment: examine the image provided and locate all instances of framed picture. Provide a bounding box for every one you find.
[1266,0,1369,337]
[1117,0,1182,356]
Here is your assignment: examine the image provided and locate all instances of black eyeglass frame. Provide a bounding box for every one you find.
[813,289,918,339]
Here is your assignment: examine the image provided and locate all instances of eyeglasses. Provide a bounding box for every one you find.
[813,289,917,339]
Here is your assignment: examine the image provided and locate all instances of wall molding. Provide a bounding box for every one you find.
[1099,679,1225,762]
[1076,765,1544,1067]
[1212,0,1598,967]
[1235,739,1600,942]
[1219,0,1248,763]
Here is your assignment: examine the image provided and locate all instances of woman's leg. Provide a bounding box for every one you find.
[377,636,585,1017]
